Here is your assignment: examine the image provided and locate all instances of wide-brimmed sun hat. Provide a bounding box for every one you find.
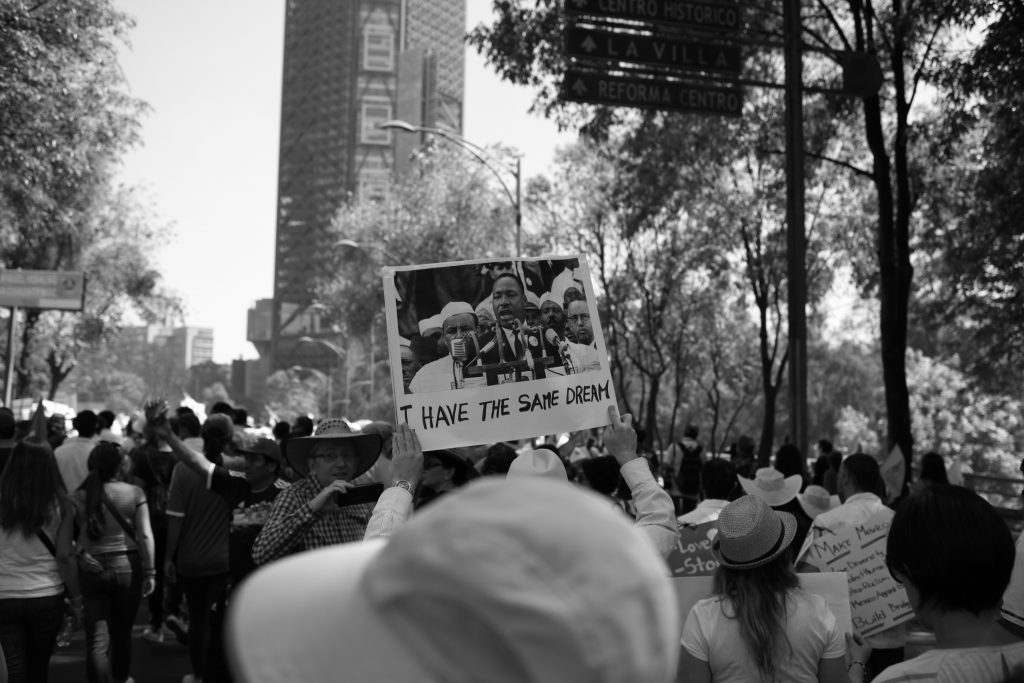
[285,418,382,479]
[738,467,802,507]
[711,495,797,570]
[226,477,680,683]
[797,484,838,519]
[507,448,568,481]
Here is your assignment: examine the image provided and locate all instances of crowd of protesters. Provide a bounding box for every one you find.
[0,396,1022,683]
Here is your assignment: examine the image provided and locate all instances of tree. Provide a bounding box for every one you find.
[0,2,175,399]
[469,0,1000,482]
[314,144,514,421]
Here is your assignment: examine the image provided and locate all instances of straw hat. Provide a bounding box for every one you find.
[738,467,802,507]
[285,418,382,479]
[711,495,797,570]
[797,485,837,519]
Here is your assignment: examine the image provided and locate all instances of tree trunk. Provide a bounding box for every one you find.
[759,383,779,467]
[643,371,662,450]
[863,92,914,485]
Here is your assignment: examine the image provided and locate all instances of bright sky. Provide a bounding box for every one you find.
[114,1,575,363]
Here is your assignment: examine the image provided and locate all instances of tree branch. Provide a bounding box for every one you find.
[763,148,874,179]
[816,0,854,52]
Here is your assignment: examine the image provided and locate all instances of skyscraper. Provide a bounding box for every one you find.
[250,0,465,375]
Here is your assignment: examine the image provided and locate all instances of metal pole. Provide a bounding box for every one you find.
[4,307,16,407]
[784,0,808,454]
[514,157,522,257]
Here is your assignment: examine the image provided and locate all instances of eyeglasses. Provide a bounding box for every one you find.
[423,461,446,470]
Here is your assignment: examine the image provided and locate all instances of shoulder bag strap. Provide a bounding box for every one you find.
[36,528,58,557]
[101,489,136,543]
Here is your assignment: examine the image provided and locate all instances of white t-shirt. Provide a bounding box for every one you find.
[682,589,845,683]
[874,640,1024,683]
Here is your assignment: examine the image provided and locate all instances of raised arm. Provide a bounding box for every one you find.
[603,405,679,559]
[364,423,423,540]
[143,400,211,479]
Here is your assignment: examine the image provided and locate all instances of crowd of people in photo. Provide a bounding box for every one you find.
[0,395,1023,682]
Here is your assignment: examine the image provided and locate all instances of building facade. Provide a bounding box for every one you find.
[257,0,465,381]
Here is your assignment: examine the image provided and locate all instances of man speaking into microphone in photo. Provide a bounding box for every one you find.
[475,271,550,383]
[408,301,487,394]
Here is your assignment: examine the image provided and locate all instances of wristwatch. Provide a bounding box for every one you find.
[392,479,415,494]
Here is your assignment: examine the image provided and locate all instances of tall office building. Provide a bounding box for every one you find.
[253,0,465,376]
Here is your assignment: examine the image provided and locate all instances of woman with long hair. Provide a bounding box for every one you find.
[75,441,155,683]
[0,439,82,683]
[678,495,849,683]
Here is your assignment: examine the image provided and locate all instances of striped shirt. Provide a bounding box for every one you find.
[251,473,372,566]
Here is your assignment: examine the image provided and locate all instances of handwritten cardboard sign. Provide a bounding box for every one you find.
[674,573,853,642]
[666,522,719,577]
[804,510,912,637]
[382,256,618,451]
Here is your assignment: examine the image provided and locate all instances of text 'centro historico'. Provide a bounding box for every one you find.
[563,71,742,115]
[565,0,741,32]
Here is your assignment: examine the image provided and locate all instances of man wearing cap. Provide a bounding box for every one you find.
[408,302,487,394]
[251,418,383,565]
[795,453,905,676]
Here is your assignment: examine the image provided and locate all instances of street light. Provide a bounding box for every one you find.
[297,336,347,415]
[378,119,523,257]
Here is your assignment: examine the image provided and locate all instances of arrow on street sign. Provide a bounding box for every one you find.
[565,26,742,74]
[562,70,743,116]
[565,0,741,33]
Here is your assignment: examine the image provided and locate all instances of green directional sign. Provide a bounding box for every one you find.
[0,269,85,310]
[563,70,743,116]
[565,25,742,74]
[564,0,742,33]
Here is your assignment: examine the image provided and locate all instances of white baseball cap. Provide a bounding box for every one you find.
[227,477,680,683]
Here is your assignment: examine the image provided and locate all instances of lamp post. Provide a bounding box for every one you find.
[297,336,347,415]
[378,119,522,257]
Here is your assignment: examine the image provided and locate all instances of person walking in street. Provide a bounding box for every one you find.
[0,436,82,683]
[73,441,155,683]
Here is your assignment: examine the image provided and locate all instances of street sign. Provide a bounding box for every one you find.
[564,0,742,33]
[563,70,743,116]
[565,25,742,74]
[0,270,85,310]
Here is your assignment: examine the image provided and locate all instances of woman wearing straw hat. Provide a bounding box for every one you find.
[678,495,848,683]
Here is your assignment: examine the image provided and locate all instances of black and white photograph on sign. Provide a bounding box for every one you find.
[383,256,617,451]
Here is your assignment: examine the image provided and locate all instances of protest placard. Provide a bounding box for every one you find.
[666,522,719,577]
[673,573,852,641]
[803,510,913,637]
[382,256,618,451]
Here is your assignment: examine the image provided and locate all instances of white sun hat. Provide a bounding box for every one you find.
[227,477,680,683]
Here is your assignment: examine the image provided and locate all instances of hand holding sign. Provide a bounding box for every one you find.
[603,405,637,466]
[392,423,424,490]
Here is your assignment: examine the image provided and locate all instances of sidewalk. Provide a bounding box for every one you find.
[49,607,191,683]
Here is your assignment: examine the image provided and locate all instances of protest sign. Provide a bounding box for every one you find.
[803,510,913,637]
[673,573,852,641]
[666,522,719,577]
[383,256,617,451]
[880,445,905,503]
